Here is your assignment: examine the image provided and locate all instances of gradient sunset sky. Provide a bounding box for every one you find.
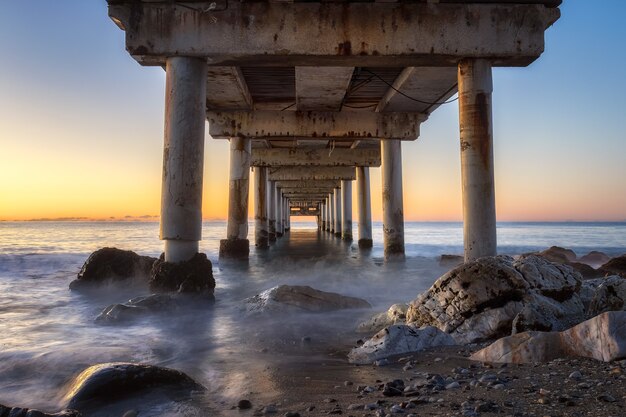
[0,1,624,222]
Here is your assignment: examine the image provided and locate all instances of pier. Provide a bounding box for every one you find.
[106,0,560,264]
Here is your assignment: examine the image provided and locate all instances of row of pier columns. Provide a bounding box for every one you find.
[159,56,497,263]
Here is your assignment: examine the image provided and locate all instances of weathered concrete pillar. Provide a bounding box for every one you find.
[320,201,325,230]
[160,57,207,263]
[268,179,276,242]
[254,167,269,248]
[458,59,497,262]
[381,140,405,258]
[356,166,373,249]
[286,198,291,231]
[329,193,335,233]
[333,187,342,238]
[220,137,251,258]
[341,180,353,241]
[283,197,289,231]
[275,184,283,237]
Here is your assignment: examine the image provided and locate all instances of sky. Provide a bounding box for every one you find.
[0,1,624,222]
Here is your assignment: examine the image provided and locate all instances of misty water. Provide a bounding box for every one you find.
[0,221,625,415]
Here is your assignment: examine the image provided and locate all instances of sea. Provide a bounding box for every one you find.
[0,221,624,415]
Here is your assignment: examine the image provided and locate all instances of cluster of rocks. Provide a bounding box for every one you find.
[0,406,80,417]
[535,246,624,279]
[354,251,626,365]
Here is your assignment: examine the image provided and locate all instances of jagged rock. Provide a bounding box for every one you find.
[62,363,205,411]
[471,311,626,363]
[406,255,584,343]
[537,246,577,264]
[588,275,626,316]
[69,248,156,290]
[348,325,456,364]
[357,303,408,333]
[439,255,464,268]
[149,253,215,294]
[579,251,611,268]
[567,262,603,279]
[95,294,183,323]
[0,405,80,417]
[599,255,626,277]
[244,285,371,315]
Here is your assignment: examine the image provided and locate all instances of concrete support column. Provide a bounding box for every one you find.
[275,184,283,237]
[333,187,342,238]
[160,57,207,263]
[356,166,373,249]
[268,180,276,242]
[341,180,353,241]
[329,193,335,233]
[381,140,405,258]
[458,59,497,262]
[254,167,269,248]
[320,202,325,230]
[286,198,290,231]
[220,137,251,258]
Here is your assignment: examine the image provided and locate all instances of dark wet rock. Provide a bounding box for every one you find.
[95,294,187,323]
[382,379,405,397]
[244,285,371,315]
[406,255,585,343]
[471,311,626,363]
[149,253,215,294]
[62,362,205,411]
[537,246,577,264]
[439,254,464,268]
[579,251,611,268]
[348,325,455,364]
[0,405,80,417]
[69,248,156,290]
[599,254,626,277]
[566,262,603,279]
[588,275,626,316]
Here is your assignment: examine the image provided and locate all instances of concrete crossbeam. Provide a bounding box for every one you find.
[296,67,354,111]
[275,180,340,189]
[109,2,560,67]
[251,148,380,167]
[268,166,356,181]
[206,67,252,111]
[207,111,423,140]
[281,188,336,194]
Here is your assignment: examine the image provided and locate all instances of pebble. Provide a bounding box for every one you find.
[262,405,278,414]
[284,413,300,417]
[347,404,362,410]
[568,370,583,380]
[597,394,617,403]
[238,400,253,410]
[122,411,138,417]
[390,405,404,413]
[445,382,460,390]
[375,359,390,367]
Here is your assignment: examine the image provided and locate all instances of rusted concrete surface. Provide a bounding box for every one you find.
[268,166,356,181]
[341,180,353,241]
[356,166,373,249]
[458,59,497,261]
[254,167,269,248]
[251,148,381,167]
[381,140,405,259]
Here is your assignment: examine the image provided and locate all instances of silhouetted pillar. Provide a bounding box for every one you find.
[329,193,335,233]
[341,180,353,241]
[220,137,251,258]
[334,187,342,238]
[458,59,497,262]
[275,184,283,237]
[160,57,207,263]
[254,167,269,248]
[356,166,373,249]
[268,179,276,242]
[381,140,405,258]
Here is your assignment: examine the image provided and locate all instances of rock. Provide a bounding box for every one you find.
[357,304,409,333]
[471,311,626,363]
[62,362,205,411]
[244,285,371,315]
[579,251,611,268]
[568,370,582,380]
[0,405,80,417]
[406,255,584,343]
[599,255,626,277]
[348,325,456,365]
[69,248,156,290]
[439,255,464,268]
[95,294,183,323]
[149,253,215,294]
[566,262,603,280]
[537,246,577,264]
[237,400,252,409]
[588,275,626,316]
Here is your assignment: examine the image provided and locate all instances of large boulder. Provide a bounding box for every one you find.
[588,275,626,316]
[69,248,156,290]
[579,251,611,268]
[537,246,577,264]
[62,363,205,411]
[244,285,371,315]
[599,255,626,277]
[357,303,408,333]
[406,255,585,343]
[348,324,456,365]
[471,311,626,364]
[0,405,80,417]
[95,294,183,323]
[149,253,215,294]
